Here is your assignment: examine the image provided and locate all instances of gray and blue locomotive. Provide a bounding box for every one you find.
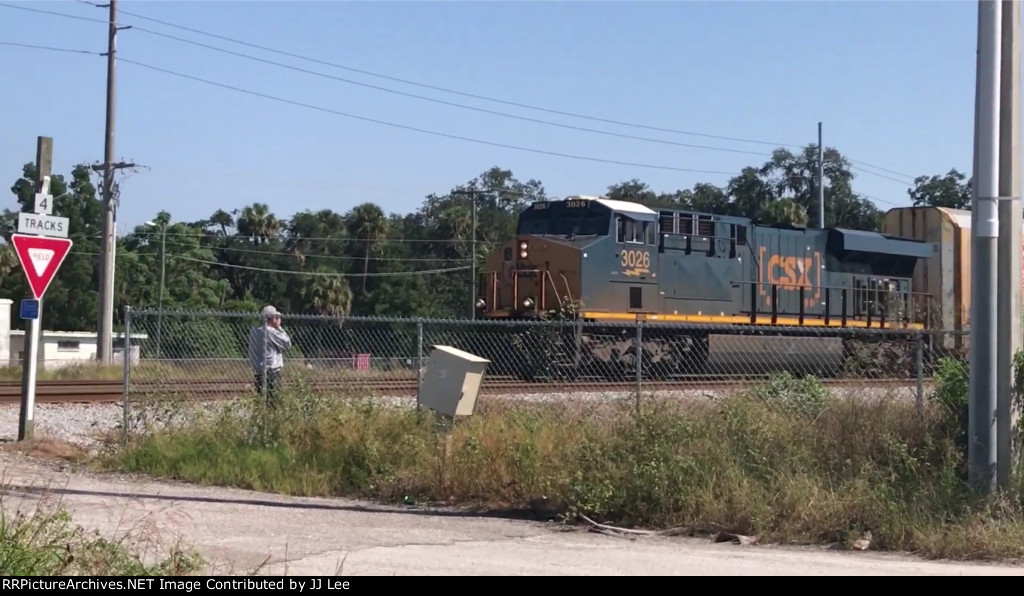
[475,196,936,379]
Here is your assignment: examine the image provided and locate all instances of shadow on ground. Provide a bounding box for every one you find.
[0,482,553,522]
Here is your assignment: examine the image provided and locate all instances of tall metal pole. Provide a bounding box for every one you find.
[997,0,1022,490]
[156,223,165,358]
[471,193,478,320]
[817,122,825,228]
[970,0,1002,494]
[96,0,119,364]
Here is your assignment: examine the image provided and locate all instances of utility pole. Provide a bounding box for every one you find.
[969,0,1002,494]
[96,0,128,364]
[817,122,825,229]
[471,194,478,320]
[997,0,1022,490]
[452,189,485,319]
[19,136,52,441]
[145,219,167,358]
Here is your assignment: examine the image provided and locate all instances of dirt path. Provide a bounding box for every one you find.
[1,450,1022,576]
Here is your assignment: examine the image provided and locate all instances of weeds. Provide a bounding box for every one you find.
[104,370,1024,561]
[0,490,203,575]
[0,363,125,382]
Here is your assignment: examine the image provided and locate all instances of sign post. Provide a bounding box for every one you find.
[12,136,72,441]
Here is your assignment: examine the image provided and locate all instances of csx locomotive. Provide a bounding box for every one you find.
[474,196,946,379]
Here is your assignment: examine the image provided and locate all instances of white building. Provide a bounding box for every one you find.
[0,299,148,370]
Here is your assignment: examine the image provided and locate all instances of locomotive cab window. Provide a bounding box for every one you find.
[616,216,645,244]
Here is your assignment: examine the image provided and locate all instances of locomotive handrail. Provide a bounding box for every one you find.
[730,279,937,330]
[507,268,566,314]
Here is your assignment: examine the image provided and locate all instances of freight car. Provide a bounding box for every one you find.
[475,196,937,380]
[882,205,1024,355]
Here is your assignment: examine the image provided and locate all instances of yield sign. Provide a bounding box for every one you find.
[10,233,73,300]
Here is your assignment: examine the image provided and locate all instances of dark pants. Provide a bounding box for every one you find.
[254,367,282,406]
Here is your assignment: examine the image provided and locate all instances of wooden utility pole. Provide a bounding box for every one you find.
[817,122,825,228]
[18,136,52,441]
[452,189,484,319]
[96,0,125,363]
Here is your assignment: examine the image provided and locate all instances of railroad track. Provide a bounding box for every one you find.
[0,376,932,405]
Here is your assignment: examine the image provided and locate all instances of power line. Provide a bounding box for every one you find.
[846,161,915,184]
[2,1,920,185]
[116,57,747,177]
[105,2,922,181]
[172,254,470,277]
[135,236,474,261]
[846,159,915,180]
[131,231,482,243]
[848,168,912,186]
[0,40,102,55]
[75,23,774,158]
[0,1,106,24]
[78,0,799,149]
[71,249,472,275]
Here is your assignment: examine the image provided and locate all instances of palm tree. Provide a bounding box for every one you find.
[285,210,347,267]
[209,209,235,236]
[303,274,353,317]
[345,203,389,293]
[236,202,281,244]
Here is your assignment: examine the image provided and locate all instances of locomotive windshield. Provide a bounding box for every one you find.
[516,201,611,237]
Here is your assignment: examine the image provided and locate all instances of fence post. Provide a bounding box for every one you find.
[635,320,643,414]
[915,330,924,415]
[121,306,132,441]
[416,318,424,409]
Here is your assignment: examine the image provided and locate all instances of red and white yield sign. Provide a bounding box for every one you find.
[11,233,73,300]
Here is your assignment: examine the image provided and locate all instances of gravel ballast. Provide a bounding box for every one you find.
[0,384,920,448]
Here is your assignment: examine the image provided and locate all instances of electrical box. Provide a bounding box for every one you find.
[419,345,491,417]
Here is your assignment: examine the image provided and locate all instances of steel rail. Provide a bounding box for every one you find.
[0,376,932,405]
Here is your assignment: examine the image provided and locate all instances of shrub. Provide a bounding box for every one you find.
[0,496,203,575]
[107,375,1024,560]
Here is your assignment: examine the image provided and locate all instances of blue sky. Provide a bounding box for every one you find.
[0,0,978,235]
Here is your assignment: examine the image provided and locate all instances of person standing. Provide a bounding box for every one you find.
[249,305,292,406]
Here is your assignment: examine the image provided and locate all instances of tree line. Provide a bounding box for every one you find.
[1,143,971,332]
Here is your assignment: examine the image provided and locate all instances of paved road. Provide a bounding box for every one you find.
[1,450,1022,576]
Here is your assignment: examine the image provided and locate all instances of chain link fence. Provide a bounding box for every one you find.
[118,308,970,432]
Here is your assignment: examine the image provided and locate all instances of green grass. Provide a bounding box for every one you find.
[103,364,1024,562]
[0,360,421,383]
[0,364,126,382]
[0,493,204,575]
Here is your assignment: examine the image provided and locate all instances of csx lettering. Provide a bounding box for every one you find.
[621,250,650,270]
[766,254,813,288]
